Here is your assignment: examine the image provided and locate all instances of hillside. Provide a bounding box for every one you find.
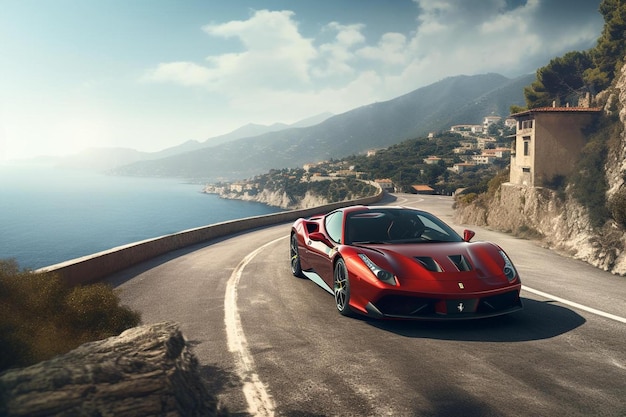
[52,114,333,171]
[455,68,626,276]
[111,73,534,181]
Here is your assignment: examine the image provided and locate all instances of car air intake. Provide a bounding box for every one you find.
[448,255,472,271]
[414,257,442,272]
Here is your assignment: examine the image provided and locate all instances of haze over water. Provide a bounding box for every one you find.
[0,164,282,269]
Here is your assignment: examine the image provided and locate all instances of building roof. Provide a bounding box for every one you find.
[510,106,603,118]
[412,184,434,192]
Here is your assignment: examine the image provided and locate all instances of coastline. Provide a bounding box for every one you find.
[0,165,283,270]
[203,185,330,210]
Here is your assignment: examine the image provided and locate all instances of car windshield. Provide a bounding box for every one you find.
[345,208,463,244]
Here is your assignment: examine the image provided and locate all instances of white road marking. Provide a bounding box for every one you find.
[224,236,286,417]
[522,285,626,324]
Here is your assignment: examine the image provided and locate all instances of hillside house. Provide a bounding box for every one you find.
[450,124,483,136]
[450,124,474,132]
[504,118,517,129]
[509,105,602,187]
[412,184,435,194]
[476,137,496,149]
[423,156,442,165]
[450,162,476,174]
[375,178,395,191]
[484,147,511,158]
[483,115,501,130]
[472,154,498,165]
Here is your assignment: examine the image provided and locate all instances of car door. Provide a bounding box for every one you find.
[306,210,343,286]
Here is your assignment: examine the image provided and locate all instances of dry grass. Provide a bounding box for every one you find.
[0,259,141,372]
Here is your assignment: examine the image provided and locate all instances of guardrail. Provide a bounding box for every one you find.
[38,189,384,286]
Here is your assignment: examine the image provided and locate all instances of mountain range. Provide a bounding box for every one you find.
[66,72,535,181]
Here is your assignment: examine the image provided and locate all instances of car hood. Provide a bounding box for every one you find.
[362,241,509,284]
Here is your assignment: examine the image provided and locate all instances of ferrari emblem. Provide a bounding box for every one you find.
[457,302,465,312]
[458,282,464,289]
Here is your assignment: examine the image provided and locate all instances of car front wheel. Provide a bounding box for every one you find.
[290,233,304,277]
[333,258,353,316]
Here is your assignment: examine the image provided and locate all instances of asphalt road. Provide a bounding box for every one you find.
[109,193,626,417]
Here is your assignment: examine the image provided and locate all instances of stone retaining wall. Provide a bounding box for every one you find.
[38,190,383,286]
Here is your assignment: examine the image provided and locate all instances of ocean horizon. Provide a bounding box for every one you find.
[0,164,283,270]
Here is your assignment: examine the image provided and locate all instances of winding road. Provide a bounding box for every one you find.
[108,193,626,417]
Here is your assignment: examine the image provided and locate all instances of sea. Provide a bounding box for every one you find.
[0,164,283,270]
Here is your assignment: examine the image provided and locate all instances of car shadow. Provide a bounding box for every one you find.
[364,298,586,342]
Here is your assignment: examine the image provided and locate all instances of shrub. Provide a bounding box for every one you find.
[486,168,510,197]
[516,224,544,240]
[455,192,479,206]
[569,116,616,228]
[0,259,141,372]
[608,186,626,228]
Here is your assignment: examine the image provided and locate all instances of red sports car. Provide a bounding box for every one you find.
[290,205,523,319]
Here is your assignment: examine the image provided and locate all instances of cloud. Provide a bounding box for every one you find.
[141,1,603,124]
[356,33,408,66]
[143,10,317,92]
[391,0,600,91]
[312,22,366,78]
[202,10,317,90]
[142,62,213,86]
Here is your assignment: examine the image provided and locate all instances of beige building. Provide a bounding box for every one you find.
[483,115,501,131]
[450,162,476,174]
[375,178,395,191]
[509,106,602,187]
[423,156,442,165]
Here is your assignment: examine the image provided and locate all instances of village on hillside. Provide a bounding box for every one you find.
[205,114,517,198]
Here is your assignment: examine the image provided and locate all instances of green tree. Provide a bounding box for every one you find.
[584,0,626,92]
[524,51,594,108]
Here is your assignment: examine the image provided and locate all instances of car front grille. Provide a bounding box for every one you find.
[370,290,521,319]
[476,291,522,313]
[374,295,437,316]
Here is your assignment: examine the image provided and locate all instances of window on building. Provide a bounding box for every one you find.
[521,119,534,129]
[523,136,531,156]
[522,167,531,173]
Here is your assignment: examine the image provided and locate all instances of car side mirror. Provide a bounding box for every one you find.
[309,232,332,246]
[463,229,475,242]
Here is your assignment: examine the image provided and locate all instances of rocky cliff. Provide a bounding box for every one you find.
[213,188,331,210]
[205,179,380,210]
[455,64,626,276]
[0,322,227,417]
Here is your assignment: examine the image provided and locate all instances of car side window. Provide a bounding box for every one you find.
[417,212,462,242]
[325,211,343,243]
[419,215,447,235]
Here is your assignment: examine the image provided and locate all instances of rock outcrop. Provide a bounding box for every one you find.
[205,184,379,210]
[456,183,626,274]
[214,188,329,210]
[0,322,226,417]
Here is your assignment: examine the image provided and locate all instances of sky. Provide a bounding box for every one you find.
[0,0,604,161]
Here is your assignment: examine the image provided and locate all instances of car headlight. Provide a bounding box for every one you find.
[499,250,517,281]
[358,254,396,285]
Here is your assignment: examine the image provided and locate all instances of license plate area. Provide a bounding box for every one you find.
[446,299,478,314]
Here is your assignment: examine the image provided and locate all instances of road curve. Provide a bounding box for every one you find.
[109,194,626,416]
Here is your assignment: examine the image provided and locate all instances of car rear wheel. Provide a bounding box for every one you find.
[334,258,353,316]
[290,233,304,277]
